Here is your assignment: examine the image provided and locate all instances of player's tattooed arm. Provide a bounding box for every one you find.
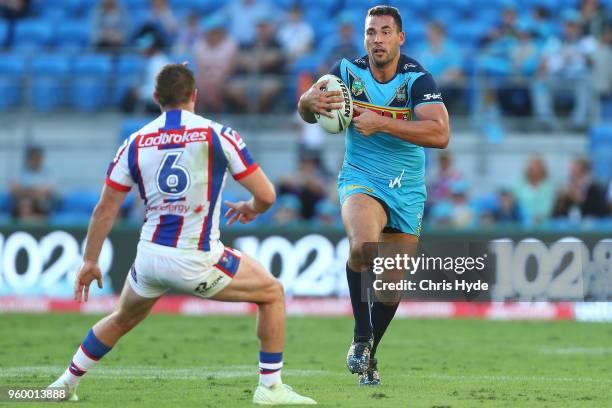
[353,104,450,149]
[297,80,345,122]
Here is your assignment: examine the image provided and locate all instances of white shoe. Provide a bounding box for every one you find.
[48,378,79,401]
[253,383,317,405]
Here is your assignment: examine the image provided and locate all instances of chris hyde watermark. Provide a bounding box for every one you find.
[372,278,489,292]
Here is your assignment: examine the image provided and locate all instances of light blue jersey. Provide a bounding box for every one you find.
[331,54,445,235]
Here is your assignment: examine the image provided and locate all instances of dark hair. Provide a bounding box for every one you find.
[367,5,402,32]
[155,63,196,107]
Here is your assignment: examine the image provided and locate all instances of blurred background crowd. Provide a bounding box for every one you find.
[1,0,611,231]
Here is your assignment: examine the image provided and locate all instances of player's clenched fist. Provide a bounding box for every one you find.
[352,105,382,136]
[299,80,345,118]
[74,260,103,303]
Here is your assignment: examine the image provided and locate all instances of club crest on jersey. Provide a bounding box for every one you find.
[351,77,364,96]
[394,85,406,103]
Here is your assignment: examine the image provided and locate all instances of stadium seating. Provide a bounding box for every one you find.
[30,54,71,111]
[55,20,91,52]
[589,124,612,183]
[13,19,54,50]
[114,55,146,105]
[0,54,26,111]
[70,54,113,111]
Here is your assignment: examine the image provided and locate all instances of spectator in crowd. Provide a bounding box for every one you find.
[482,0,518,46]
[193,13,238,113]
[430,180,475,228]
[319,12,360,70]
[415,22,464,112]
[312,199,341,228]
[227,16,286,113]
[580,0,608,38]
[593,23,612,117]
[491,188,522,224]
[147,0,177,44]
[277,5,314,62]
[224,0,274,46]
[530,6,555,41]
[277,152,329,220]
[428,151,464,203]
[121,29,169,113]
[91,0,129,53]
[10,146,56,219]
[0,0,30,48]
[531,10,597,128]
[514,155,555,225]
[273,194,302,226]
[174,12,201,55]
[554,157,609,219]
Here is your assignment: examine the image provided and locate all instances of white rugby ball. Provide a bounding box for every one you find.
[314,74,353,134]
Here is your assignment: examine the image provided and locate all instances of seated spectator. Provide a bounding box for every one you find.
[554,157,609,219]
[514,155,555,225]
[273,194,302,226]
[91,0,129,53]
[593,23,612,118]
[193,13,237,113]
[531,10,598,128]
[224,0,274,47]
[491,189,522,224]
[277,5,314,62]
[530,6,555,42]
[0,0,30,48]
[428,151,464,203]
[319,12,360,72]
[174,12,201,55]
[580,0,608,38]
[277,152,329,220]
[227,16,286,113]
[146,0,177,45]
[415,22,464,112]
[10,146,56,219]
[430,180,475,228]
[121,30,169,113]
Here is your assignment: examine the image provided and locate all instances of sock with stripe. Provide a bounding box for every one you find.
[59,328,112,387]
[346,264,373,342]
[259,351,283,387]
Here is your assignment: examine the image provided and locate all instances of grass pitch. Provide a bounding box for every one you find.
[1,313,611,407]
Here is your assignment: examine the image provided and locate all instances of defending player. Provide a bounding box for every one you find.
[49,64,316,405]
[298,6,450,385]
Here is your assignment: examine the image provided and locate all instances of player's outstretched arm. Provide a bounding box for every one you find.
[297,80,345,123]
[225,168,276,225]
[353,103,450,149]
[75,185,128,302]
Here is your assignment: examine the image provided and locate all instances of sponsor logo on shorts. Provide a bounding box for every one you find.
[130,264,137,283]
[194,275,224,296]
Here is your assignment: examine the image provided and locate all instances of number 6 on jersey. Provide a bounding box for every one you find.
[156,152,190,196]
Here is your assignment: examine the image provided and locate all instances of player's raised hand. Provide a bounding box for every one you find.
[224,200,259,225]
[74,260,103,303]
[301,80,345,118]
[352,105,382,136]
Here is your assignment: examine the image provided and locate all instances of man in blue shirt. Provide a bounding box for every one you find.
[298,5,450,386]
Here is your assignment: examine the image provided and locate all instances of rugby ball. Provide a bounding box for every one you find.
[314,74,353,134]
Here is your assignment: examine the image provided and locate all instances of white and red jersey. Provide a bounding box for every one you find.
[105,109,258,252]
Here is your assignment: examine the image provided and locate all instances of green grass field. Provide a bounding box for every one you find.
[1,313,611,407]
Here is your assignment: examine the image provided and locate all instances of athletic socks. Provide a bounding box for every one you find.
[259,351,283,387]
[371,301,399,357]
[59,329,112,387]
[346,264,373,342]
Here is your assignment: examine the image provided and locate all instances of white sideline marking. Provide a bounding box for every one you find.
[0,366,326,380]
[416,374,612,384]
[538,346,612,355]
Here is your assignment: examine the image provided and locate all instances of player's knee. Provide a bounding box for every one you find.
[348,239,372,271]
[262,278,284,304]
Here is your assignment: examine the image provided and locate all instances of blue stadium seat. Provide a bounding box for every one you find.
[0,191,13,215]
[70,54,113,111]
[55,20,91,51]
[114,55,145,104]
[59,189,100,214]
[13,19,54,50]
[0,54,26,111]
[448,21,489,50]
[0,20,8,47]
[589,124,612,183]
[49,212,92,226]
[120,116,155,143]
[30,54,71,111]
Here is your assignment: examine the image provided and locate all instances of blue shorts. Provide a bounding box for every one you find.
[338,167,426,237]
